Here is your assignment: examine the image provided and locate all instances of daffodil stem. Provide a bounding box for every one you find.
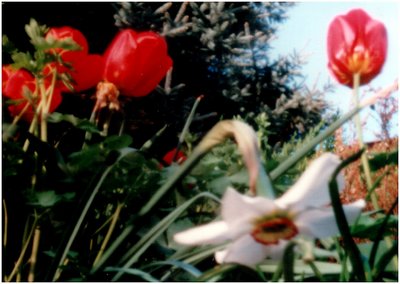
[282,241,296,282]
[329,150,366,281]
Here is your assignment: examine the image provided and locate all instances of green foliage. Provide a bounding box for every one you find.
[352,212,398,240]
[368,150,398,172]
[2,6,397,283]
[48,112,101,134]
[4,18,80,75]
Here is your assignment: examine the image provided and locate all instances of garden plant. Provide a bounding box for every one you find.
[2,2,398,282]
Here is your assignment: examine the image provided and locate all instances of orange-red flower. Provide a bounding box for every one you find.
[102,29,172,97]
[327,9,387,87]
[45,26,103,92]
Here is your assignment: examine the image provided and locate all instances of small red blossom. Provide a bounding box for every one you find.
[45,26,103,92]
[101,29,173,98]
[327,9,387,87]
[163,148,187,165]
[3,68,62,122]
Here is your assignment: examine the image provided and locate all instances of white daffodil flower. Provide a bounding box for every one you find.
[174,153,365,267]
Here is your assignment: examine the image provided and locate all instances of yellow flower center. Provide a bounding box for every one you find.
[347,50,372,74]
[251,212,298,245]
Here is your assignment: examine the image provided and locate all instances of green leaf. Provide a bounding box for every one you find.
[351,213,398,240]
[110,192,220,281]
[270,105,362,180]
[47,112,101,133]
[195,264,237,282]
[103,135,133,150]
[68,146,104,171]
[368,150,398,171]
[37,36,81,52]
[145,260,202,278]
[358,241,398,274]
[52,148,136,281]
[25,18,48,47]
[372,241,398,279]
[11,51,34,71]
[31,191,61,207]
[329,150,367,281]
[105,267,159,282]
[2,35,18,54]
[259,259,347,275]
[2,123,19,142]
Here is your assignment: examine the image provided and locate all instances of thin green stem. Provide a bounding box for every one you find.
[308,261,324,281]
[28,227,41,282]
[93,202,123,267]
[4,215,39,282]
[196,264,236,281]
[3,199,8,247]
[352,73,397,269]
[270,104,361,180]
[352,73,378,209]
[51,148,135,281]
[173,94,204,162]
[39,78,48,142]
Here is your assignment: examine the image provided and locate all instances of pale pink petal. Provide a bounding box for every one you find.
[275,153,344,212]
[173,221,230,245]
[222,187,277,225]
[296,199,366,239]
[214,234,270,266]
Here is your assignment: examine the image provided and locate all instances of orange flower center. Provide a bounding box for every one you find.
[251,214,298,245]
[347,50,372,74]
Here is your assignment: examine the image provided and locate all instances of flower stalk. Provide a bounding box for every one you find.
[352,73,378,209]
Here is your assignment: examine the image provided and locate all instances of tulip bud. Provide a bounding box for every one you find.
[327,9,387,87]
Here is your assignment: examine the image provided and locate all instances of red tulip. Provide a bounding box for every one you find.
[163,148,186,165]
[102,29,173,97]
[45,26,89,60]
[3,68,62,122]
[45,26,103,92]
[327,9,387,87]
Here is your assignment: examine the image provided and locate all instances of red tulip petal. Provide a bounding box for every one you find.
[103,29,173,97]
[69,54,104,92]
[46,26,89,58]
[327,9,387,87]
[4,69,62,122]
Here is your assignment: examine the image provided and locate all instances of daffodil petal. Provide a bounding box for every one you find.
[296,199,366,239]
[173,221,230,245]
[275,153,344,212]
[214,234,270,266]
[222,187,277,225]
